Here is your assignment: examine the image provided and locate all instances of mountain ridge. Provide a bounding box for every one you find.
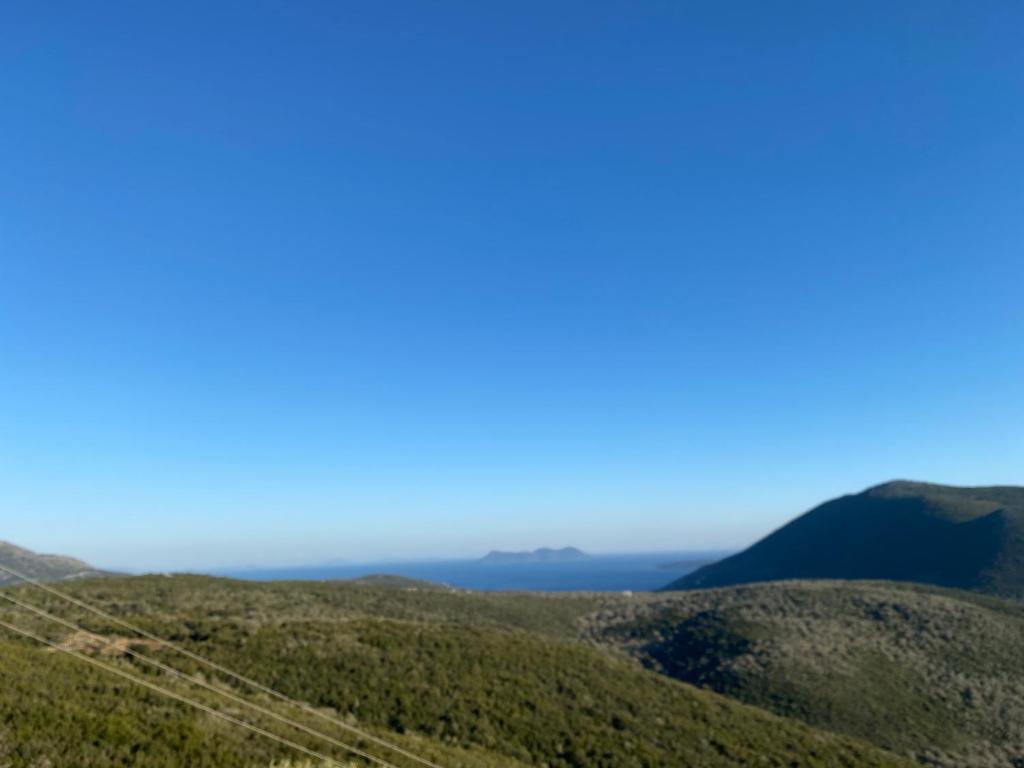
[668,480,1024,596]
[0,540,111,586]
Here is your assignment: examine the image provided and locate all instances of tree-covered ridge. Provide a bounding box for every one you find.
[0,575,911,767]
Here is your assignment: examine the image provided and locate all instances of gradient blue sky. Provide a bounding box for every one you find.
[2,2,1022,570]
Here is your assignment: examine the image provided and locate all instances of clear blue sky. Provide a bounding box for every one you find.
[1,2,1021,570]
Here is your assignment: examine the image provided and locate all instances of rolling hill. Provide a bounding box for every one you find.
[668,481,1024,596]
[0,541,110,586]
[0,573,911,767]
[10,509,1024,768]
[587,579,1024,768]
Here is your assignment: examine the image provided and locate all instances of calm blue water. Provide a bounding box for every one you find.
[214,551,728,592]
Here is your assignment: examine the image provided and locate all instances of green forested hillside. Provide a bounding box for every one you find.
[669,481,1024,596]
[9,571,1023,767]
[0,575,910,768]
[0,629,520,768]
[588,579,1024,767]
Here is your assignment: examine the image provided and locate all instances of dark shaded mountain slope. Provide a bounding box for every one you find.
[668,481,1024,596]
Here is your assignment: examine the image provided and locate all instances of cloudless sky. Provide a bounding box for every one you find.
[1,2,1022,570]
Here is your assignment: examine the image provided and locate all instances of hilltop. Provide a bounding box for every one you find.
[481,546,589,563]
[668,481,1024,596]
[0,541,110,586]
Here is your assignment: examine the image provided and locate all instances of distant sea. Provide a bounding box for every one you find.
[213,551,729,592]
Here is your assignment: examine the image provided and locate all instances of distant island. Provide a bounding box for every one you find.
[481,547,590,563]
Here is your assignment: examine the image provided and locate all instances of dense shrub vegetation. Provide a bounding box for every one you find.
[0,575,909,767]
[588,580,1024,767]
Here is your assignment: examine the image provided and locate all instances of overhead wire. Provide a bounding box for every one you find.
[0,614,358,768]
[0,590,402,768]
[0,563,444,768]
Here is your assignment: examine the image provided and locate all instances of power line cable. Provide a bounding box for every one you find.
[0,563,444,768]
[0,614,359,768]
[0,590,403,768]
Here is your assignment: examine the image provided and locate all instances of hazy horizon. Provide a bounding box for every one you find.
[106,546,734,575]
[9,479,1009,572]
[3,3,1022,572]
